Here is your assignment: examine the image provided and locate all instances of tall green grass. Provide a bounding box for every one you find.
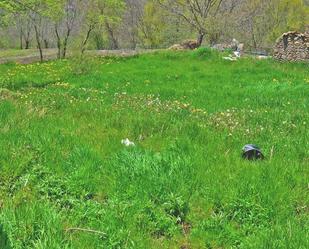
[0,49,308,248]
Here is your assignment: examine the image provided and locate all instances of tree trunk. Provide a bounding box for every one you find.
[24,20,32,49]
[44,39,49,49]
[105,21,119,50]
[249,22,257,50]
[197,32,205,47]
[81,25,94,54]
[62,29,71,58]
[55,25,61,59]
[62,39,68,58]
[19,27,23,50]
[251,27,257,50]
[34,24,43,62]
[25,40,30,49]
[252,34,257,50]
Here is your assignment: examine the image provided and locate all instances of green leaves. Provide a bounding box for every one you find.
[85,0,126,26]
[138,1,166,48]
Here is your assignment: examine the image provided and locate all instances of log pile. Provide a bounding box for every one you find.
[169,39,200,50]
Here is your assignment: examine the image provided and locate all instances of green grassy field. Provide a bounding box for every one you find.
[0,49,308,249]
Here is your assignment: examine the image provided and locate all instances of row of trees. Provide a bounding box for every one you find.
[0,0,127,60]
[0,0,308,60]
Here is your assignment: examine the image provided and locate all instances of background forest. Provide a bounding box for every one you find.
[0,0,308,55]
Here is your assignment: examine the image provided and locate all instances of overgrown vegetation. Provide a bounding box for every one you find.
[0,49,308,248]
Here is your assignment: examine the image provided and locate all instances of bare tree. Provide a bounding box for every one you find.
[158,0,223,46]
[6,0,47,61]
[80,0,125,53]
[105,20,119,49]
[54,0,77,58]
[22,16,32,49]
[122,0,146,49]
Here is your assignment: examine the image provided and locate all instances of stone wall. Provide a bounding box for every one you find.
[273,31,309,62]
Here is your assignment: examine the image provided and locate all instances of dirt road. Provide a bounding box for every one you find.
[0,49,158,64]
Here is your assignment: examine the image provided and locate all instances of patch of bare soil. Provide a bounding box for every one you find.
[0,49,58,64]
[0,49,159,64]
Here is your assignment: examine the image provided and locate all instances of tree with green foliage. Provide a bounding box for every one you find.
[1,0,58,61]
[0,8,9,27]
[80,0,126,53]
[268,0,309,39]
[138,0,166,48]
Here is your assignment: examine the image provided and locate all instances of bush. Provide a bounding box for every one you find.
[70,53,100,75]
[192,47,220,59]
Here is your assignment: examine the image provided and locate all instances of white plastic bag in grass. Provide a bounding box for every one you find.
[121,138,135,147]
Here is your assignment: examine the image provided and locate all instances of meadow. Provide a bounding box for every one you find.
[0,49,308,249]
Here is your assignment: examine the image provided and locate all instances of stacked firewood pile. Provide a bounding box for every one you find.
[273,31,309,62]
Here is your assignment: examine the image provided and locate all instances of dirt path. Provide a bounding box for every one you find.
[0,49,58,64]
[0,49,159,64]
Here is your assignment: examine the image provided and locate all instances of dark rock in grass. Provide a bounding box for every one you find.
[242,144,264,160]
[84,193,94,201]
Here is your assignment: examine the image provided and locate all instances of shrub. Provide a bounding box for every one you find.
[70,54,100,75]
[193,47,220,59]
